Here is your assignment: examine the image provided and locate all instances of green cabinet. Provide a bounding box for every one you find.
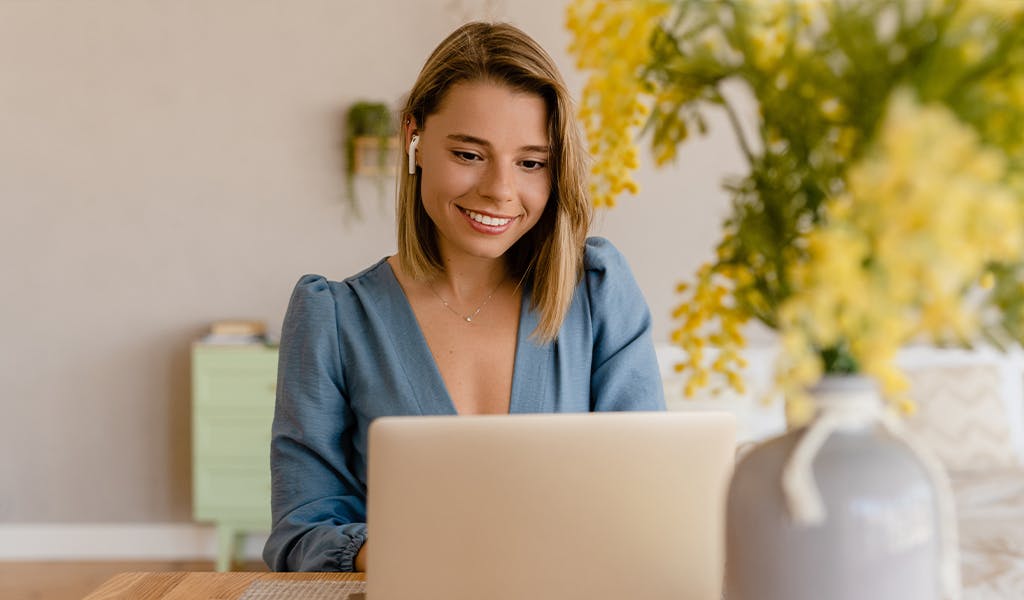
[191,343,278,571]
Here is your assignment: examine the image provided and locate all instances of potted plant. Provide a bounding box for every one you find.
[568,1,1024,598]
[345,101,397,216]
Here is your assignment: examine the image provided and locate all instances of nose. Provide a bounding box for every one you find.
[477,161,514,204]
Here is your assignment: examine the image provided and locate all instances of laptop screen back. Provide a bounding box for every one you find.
[366,411,735,600]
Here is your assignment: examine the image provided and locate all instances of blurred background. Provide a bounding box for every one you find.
[0,0,748,596]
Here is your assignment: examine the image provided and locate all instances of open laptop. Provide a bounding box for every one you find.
[365,411,736,600]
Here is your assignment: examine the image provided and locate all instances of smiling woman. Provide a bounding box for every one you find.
[409,81,551,264]
[262,21,665,574]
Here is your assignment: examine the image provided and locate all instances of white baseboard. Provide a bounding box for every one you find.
[0,524,269,561]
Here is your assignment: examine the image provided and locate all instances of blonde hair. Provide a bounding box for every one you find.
[396,22,592,342]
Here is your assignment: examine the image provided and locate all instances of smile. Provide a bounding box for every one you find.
[460,207,515,227]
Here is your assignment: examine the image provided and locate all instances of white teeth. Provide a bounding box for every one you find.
[464,208,511,226]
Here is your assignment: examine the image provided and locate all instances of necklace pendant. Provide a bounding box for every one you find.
[428,279,503,325]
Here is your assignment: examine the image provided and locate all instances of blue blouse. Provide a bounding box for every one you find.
[263,237,665,572]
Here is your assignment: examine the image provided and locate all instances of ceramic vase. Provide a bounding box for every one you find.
[724,375,960,600]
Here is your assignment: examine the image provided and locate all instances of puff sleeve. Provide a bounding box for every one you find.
[584,238,666,412]
[262,275,367,572]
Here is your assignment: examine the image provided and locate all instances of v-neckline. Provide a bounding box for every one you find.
[377,260,550,415]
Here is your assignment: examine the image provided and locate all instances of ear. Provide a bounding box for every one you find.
[404,116,419,149]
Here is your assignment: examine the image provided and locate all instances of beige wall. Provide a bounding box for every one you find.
[0,0,744,522]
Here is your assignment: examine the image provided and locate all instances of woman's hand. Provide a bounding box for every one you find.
[355,540,368,572]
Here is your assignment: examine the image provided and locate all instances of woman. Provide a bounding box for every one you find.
[264,21,664,573]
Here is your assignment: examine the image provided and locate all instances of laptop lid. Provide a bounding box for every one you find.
[366,411,735,600]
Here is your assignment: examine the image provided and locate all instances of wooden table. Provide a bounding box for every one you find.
[83,571,366,600]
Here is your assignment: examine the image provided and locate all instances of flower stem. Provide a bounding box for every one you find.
[714,84,755,167]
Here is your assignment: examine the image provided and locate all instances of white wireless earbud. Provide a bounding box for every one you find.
[407,134,420,175]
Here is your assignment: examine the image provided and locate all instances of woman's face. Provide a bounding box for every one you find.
[413,80,552,264]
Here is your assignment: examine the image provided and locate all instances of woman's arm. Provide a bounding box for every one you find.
[263,275,368,572]
[354,540,368,572]
[585,238,666,412]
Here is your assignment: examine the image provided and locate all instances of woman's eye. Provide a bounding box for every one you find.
[453,151,482,162]
[521,160,546,171]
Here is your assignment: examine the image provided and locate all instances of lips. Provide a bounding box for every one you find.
[460,207,514,226]
[457,206,519,234]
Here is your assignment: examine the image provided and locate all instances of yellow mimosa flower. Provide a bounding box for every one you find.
[568,0,1024,411]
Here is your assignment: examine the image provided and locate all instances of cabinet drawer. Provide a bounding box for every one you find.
[192,346,278,371]
[194,464,272,525]
[194,413,273,460]
[193,368,277,410]
[192,346,278,410]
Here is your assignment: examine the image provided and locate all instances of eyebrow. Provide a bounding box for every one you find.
[446,133,549,154]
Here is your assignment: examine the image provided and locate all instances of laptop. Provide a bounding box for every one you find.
[365,411,736,600]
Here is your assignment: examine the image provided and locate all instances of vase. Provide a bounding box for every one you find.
[724,375,961,600]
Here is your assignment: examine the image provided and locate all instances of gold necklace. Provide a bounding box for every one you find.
[428,279,504,323]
